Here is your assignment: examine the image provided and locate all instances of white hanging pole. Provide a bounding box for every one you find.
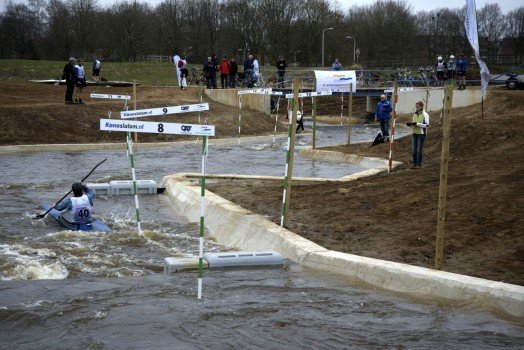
[273,96,280,143]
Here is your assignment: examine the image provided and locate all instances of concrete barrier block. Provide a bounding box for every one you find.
[86,182,111,195]
[204,251,284,268]
[109,180,157,195]
[164,257,204,273]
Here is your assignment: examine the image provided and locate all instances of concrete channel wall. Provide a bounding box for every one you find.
[205,86,484,115]
[162,155,524,319]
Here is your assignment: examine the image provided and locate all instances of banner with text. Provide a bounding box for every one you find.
[120,103,209,119]
[100,119,215,136]
[314,70,357,93]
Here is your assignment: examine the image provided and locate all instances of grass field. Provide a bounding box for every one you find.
[0,59,322,86]
[0,59,183,85]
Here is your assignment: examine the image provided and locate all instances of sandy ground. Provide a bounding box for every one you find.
[1,82,522,286]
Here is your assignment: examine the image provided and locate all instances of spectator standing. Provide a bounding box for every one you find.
[219,56,230,89]
[62,57,76,104]
[243,54,255,87]
[92,58,101,82]
[73,58,87,104]
[203,56,218,89]
[447,55,456,83]
[276,55,287,88]
[229,57,238,88]
[435,56,448,86]
[456,53,468,90]
[406,101,430,169]
[177,55,188,90]
[375,94,392,141]
[332,58,342,71]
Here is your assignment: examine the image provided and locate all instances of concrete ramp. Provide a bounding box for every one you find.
[161,172,524,318]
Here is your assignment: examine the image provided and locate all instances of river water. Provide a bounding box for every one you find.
[0,124,522,349]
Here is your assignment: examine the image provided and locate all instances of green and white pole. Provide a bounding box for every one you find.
[198,135,209,299]
[126,136,142,234]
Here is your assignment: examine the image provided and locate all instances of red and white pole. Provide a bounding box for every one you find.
[388,85,398,172]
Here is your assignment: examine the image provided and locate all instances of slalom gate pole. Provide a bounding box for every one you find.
[280,97,293,226]
[312,77,317,149]
[133,80,138,144]
[126,135,142,234]
[199,83,203,125]
[273,96,280,143]
[197,136,209,299]
[347,83,353,145]
[340,93,344,125]
[387,82,399,173]
[238,94,242,145]
[280,79,300,227]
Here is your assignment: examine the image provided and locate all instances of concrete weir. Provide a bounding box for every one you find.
[162,152,524,319]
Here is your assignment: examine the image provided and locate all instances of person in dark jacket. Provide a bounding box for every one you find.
[375,94,392,141]
[276,56,287,88]
[203,56,218,89]
[62,57,76,104]
[456,53,468,90]
[229,57,238,88]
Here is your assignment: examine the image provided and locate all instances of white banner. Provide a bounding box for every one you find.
[90,93,131,100]
[285,91,333,99]
[465,0,490,92]
[314,70,357,93]
[100,119,215,136]
[237,88,273,95]
[120,103,209,119]
[383,87,414,94]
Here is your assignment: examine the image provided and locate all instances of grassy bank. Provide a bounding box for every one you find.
[0,59,322,86]
[0,59,183,85]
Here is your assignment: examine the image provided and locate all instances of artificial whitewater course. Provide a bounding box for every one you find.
[0,123,522,348]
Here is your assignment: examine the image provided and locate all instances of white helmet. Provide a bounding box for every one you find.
[437,56,443,60]
[450,55,455,59]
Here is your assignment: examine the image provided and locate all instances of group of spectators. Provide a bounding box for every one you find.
[435,53,468,89]
[62,57,102,104]
[176,53,290,89]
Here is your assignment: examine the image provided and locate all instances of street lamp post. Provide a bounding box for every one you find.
[322,27,333,67]
[290,50,301,65]
[346,36,356,66]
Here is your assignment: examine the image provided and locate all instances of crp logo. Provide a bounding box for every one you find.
[181,125,192,132]
[181,106,190,111]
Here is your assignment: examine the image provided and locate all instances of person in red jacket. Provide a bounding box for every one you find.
[219,56,230,89]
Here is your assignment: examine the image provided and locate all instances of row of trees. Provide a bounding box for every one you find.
[0,0,522,67]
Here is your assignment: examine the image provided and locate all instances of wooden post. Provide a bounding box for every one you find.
[133,80,138,144]
[347,83,353,145]
[281,78,300,228]
[435,84,454,270]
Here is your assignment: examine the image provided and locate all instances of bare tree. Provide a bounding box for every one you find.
[0,2,41,59]
[505,7,524,65]
[477,3,507,64]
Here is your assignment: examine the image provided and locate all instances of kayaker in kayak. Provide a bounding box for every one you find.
[53,182,94,225]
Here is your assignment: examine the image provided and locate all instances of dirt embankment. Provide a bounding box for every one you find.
[1,82,522,285]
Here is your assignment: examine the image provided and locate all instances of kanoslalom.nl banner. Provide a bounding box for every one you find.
[314,70,357,93]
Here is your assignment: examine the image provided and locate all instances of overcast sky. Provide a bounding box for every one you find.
[0,0,520,14]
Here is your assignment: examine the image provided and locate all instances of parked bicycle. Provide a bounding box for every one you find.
[236,70,265,88]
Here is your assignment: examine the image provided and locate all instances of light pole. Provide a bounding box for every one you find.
[290,50,301,65]
[322,27,333,67]
[346,36,356,66]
